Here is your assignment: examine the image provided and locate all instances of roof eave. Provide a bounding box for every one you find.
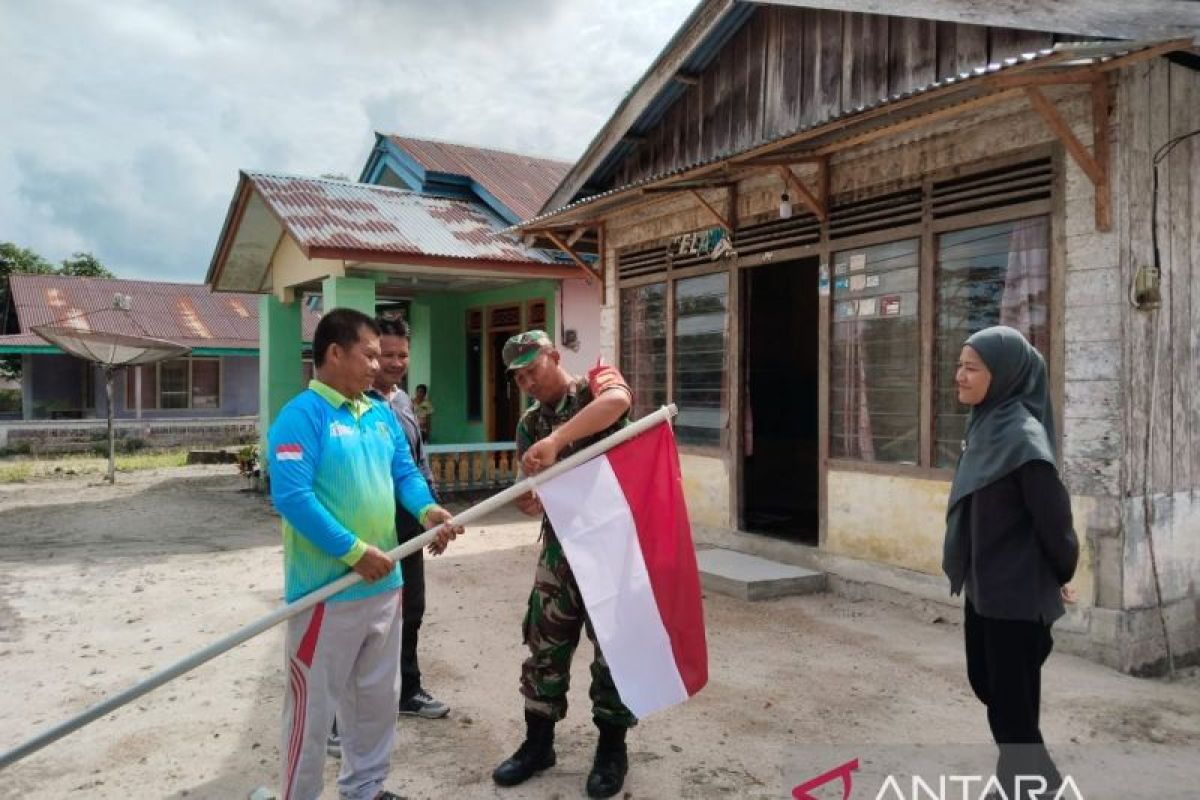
[306,247,585,280]
[539,0,739,215]
[765,0,1200,41]
[205,173,260,291]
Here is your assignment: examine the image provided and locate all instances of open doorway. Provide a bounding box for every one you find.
[742,257,819,544]
[488,325,521,441]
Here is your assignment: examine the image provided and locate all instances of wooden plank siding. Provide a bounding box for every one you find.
[888,17,938,94]
[1166,61,1195,495]
[988,27,1055,63]
[935,21,989,80]
[610,7,1061,189]
[1118,61,1200,496]
[844,14,891,108]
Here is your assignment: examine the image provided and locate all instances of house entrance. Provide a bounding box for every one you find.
[487,305,523,442]
[741,256,819,544]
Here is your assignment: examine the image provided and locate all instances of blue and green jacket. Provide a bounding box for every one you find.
[267,380,437,603]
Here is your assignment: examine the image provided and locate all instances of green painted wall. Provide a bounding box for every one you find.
[407,280,557,444]
[258,295,305,456]
[322,276,376,315]
[407,300,434,393]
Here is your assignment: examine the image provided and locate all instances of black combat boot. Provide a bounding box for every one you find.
[585,718,629,798]
[492,711,556,787]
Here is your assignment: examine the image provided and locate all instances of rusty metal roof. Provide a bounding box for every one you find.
[0,274,319,351]
[246,172,555,264]
[384,136,571,222]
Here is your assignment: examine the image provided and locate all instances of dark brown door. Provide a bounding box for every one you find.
[489,330,521,442]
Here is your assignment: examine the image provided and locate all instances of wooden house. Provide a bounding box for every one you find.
[519,0,1200,673]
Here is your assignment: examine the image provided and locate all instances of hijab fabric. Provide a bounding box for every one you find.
[942,326,1058,594]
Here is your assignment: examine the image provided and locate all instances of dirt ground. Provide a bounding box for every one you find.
[1,467,1198,799]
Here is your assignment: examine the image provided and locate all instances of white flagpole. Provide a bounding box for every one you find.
[0,404,678,771]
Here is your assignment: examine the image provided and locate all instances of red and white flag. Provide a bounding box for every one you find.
[537,421,708,718]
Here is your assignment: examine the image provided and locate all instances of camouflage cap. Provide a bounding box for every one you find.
[502,329,553,370]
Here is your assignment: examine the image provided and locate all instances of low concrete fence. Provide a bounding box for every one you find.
[0,417,259,455]
[426,442,519,496]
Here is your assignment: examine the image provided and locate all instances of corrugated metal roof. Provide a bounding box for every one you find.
[2,274,320,350]
[385,136,571,222]
[518,40,1172,229]
[247,172,553,264]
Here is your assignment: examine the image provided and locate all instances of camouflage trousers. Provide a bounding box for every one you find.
[520,535,637,727]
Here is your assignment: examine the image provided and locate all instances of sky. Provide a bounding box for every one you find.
[0,0,697,281]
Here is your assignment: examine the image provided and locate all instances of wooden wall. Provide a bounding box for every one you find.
[611,6,1062,188]
[1120,60,1200,497]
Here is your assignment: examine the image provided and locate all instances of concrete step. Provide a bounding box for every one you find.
[696,547,827,601]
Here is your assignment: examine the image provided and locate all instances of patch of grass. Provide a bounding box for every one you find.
[0,448,192,483]
[114,450,189,472]
[0,463,33,483]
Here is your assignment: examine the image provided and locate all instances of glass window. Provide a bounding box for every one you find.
[674,274,728,447]
[125,365,157,410]
[159,360,190,409]
[934,217,1050,466]
[191,359,220,409]
[830,239,920,463]
[620,283,668,422]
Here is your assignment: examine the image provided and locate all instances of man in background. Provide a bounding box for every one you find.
[370,318,450,720]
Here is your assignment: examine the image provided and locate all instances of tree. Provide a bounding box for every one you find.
[59,251,115,278]
[0,244,115,379]
[0,242,55,277]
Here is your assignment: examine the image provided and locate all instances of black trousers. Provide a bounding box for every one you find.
[398,522,427,701]
[964,599,1061,797]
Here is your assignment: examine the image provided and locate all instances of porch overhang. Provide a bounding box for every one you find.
[206,172,584,303]
[516,39,1195,237]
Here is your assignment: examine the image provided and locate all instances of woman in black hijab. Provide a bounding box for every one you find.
[943,326,1079,798]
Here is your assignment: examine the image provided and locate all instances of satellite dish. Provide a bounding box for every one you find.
[32,306,191,484]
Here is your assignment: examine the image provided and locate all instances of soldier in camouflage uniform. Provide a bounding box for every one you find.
[491,330,636,799]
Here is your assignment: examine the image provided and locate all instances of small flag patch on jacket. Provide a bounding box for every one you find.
[275,444,304,461]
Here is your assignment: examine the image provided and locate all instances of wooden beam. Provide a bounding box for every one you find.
[1024,87,1105,186]
[776,166,826,221]
[1091,76,1112,232]
[1096,38,1196,72]
[689,189,733,232]
[817,156,830,214]
[730,153,830,167]
[543,229,601,287]
[989,69,1100,89]
[641,181,736,194]
[811,87,1027,156]
[566,226,589,247]
[597,222,607,306]
[674,72,700,85]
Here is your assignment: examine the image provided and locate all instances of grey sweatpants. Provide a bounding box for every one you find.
[281,589,402,800]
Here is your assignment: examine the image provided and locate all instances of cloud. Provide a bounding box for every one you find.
[0,0,695,280]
